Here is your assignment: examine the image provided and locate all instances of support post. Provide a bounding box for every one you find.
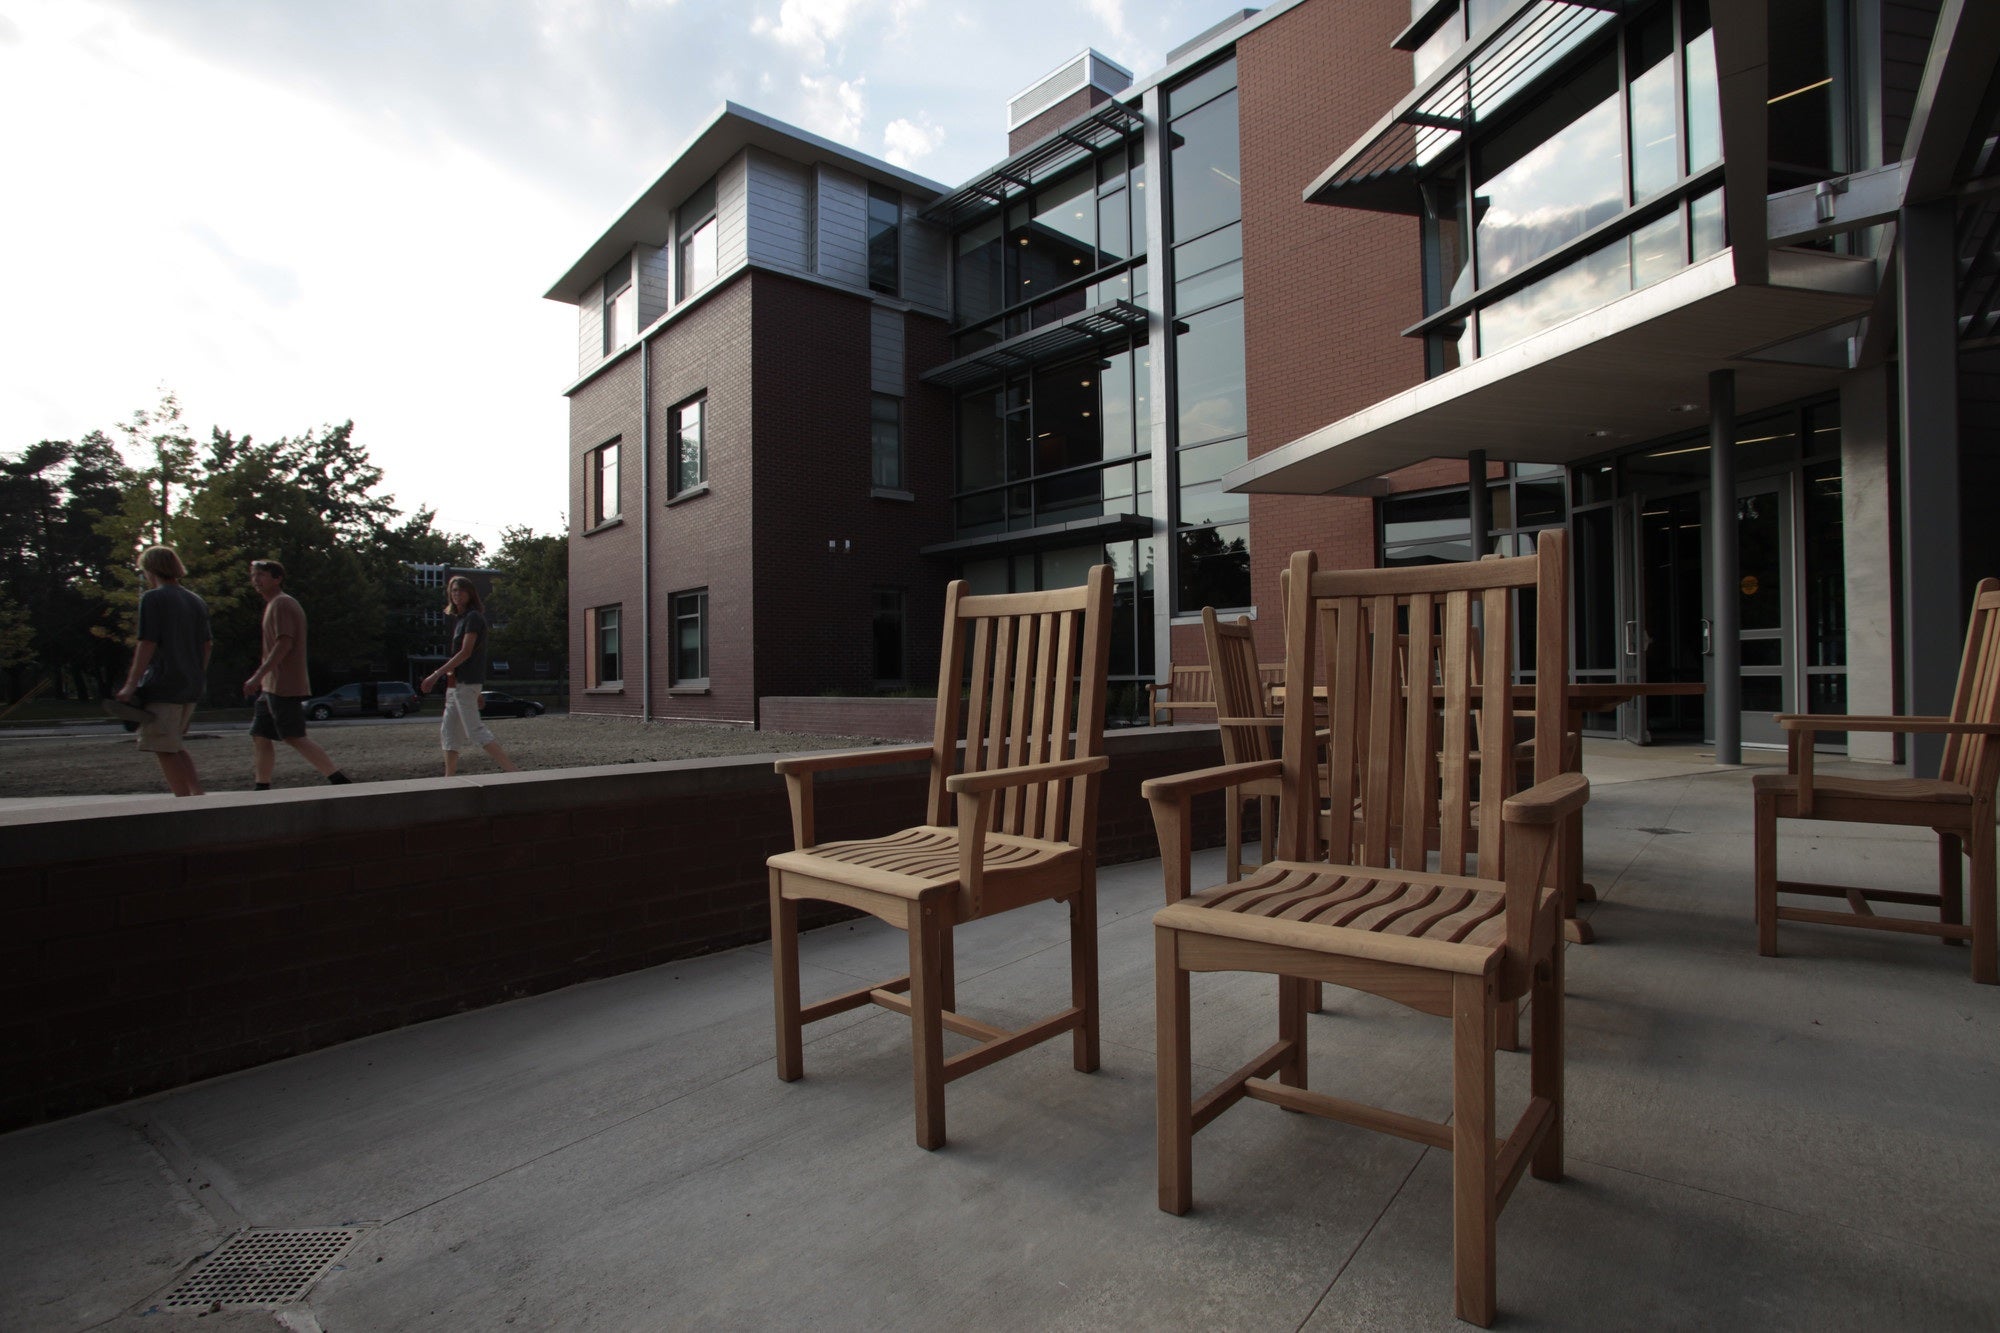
[1467,449,1491,560]
[1897,200,1962,778]
[1709,370,1740,766]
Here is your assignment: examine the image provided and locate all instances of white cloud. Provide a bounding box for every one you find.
[796,72,867,144]
[751,0,868,63]
[1085,0,1131,45]
[882,115,944,168]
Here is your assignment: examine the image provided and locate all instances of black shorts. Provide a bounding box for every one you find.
[250,693,308,740]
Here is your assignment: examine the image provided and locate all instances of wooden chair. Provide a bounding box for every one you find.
[768,567,1114,1148]
[1145,534,1583,1327]
[1202,608,1283,882]
[1755,577,2000,983]
[1149,660,1283,725]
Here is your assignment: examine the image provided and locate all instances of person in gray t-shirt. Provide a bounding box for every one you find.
[114,545,211,797]
[422,575,520,776]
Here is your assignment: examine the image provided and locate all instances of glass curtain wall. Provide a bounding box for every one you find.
[960,541,1157,724]
[1417,0,1733,369]
[1167,56,1252,612]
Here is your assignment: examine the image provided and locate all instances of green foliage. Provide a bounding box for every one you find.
[486,525,568,671]
[3,391,501,703]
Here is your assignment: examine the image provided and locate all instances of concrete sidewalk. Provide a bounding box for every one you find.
[2,760,1995,1330]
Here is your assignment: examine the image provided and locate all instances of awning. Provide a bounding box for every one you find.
[922,101,1145,229]
[921,512,1153,558]
[1225,249,1879,496]
[920,299,1148,390]
[1303,0,1622,215]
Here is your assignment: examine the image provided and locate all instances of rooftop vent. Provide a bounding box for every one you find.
[1007,50,1134,131]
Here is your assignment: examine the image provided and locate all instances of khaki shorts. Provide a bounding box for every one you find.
[136,701,197,753]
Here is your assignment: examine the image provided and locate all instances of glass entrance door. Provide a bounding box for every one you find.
[1735,479,1794,745]
[1630,491,1706,741]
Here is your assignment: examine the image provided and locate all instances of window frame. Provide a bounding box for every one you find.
[669,394,707,499]
[586,604,623,689]
[867,184,901,296]
[670,588,709,687]
[871,394,903,491]
[676,177,719,301]
[588,438,621,528]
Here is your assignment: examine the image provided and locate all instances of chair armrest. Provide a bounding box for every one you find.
[773,744,934,776]
[1775,713,2000,736]
[1143,760,1286,904]
[1214,714,1285,731]
[1141,759,1284,804]
[773,744,935,848]
[1501,771,1589,826]
[944,754,1108,796]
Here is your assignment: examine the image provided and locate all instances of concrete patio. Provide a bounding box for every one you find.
[4,749,1996,1331]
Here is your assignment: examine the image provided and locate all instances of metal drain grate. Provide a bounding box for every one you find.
[161,1228,359,1309]
[1637,826,1690,836]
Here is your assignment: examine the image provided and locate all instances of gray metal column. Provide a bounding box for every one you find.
[1709,369,1740,765]
[1898,199,1963,777]
[1141,83,1175,685]
[1467,449,1491,559]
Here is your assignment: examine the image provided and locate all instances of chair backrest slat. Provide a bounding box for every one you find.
[1944,580,2000,795]
[1399,593,1438,872]
[1202,609,1278,767]
[924,572,1112,845]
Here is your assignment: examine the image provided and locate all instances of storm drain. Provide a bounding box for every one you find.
[160,1228,360,1309]
[1637,827,1691,836]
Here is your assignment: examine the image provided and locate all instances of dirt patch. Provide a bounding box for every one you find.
[0,715,884,797]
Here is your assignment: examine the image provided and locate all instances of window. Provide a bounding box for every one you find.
[601,257,636,355]
[588,605,622,687]
[588,440,620,526]
[867,184,900,295]
[671,589,708,685]
[872,589,905,685]
[871,395,902,490]
[670,396,705,497]
[677,177,718,299]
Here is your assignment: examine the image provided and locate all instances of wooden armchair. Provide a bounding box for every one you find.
[767,568,1114,1149]
[1145,533,1583,1327]
[1755,577,2000,983]
[1148,660,1283,725]
[1202,608,1283,882]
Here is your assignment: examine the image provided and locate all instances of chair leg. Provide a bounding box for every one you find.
[1259,795,1276,871]
[1278,975,1309,1090]
[1530,941,1564,1183]
[1071,877,1101,1073]
[1754,791,1779,957]
[939,923,957,1013]
[1970,821,1997,985]
[1495,996,1520,1053]
[1226,788,1244,883]
[1452,973,1498,1327]
[1156,925,1193,1215]
[1938,830,1965,947]
[907,897,947,1150]
[770,870,803,1082]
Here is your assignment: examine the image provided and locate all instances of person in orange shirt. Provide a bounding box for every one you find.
[242,560,351,789]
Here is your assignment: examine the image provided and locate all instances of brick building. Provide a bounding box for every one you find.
[549,0,2000,751]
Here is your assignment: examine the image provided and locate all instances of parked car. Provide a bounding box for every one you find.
[478,691,545,718]
[303,681,424,721]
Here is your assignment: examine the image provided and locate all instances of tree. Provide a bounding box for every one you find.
[486,526,568,677]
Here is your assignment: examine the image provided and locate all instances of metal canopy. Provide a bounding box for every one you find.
[921,102,1145,229]
[1303,0,1626,215]
[1224,250,1876,496]
[920,299,1148,390]
[920,512,1152,558]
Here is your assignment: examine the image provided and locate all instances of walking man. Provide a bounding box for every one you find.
[242,560,351,788]
[113,545,211,797]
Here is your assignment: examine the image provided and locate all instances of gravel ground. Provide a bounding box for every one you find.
[0,715,884,798]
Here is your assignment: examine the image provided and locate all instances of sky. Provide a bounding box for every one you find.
[0,0,1224,553]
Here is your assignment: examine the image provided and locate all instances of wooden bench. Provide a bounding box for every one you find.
[1147,662,1283,726]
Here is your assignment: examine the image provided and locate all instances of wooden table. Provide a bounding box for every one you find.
[1269,679,1707,943]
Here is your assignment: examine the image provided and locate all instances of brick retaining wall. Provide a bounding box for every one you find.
[0,727,1227,1131]
[758,695,939,741]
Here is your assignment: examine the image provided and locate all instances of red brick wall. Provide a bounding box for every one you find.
[1010,87,1111,153]
[758,696,938,742]
[750,272,955,706]
[0,730,1226,1131]
[568,353,645,715]
[1233,0,1427,662]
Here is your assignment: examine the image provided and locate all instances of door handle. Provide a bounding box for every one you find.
[1700,618,1714,656]
[1623,620,1639,658]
